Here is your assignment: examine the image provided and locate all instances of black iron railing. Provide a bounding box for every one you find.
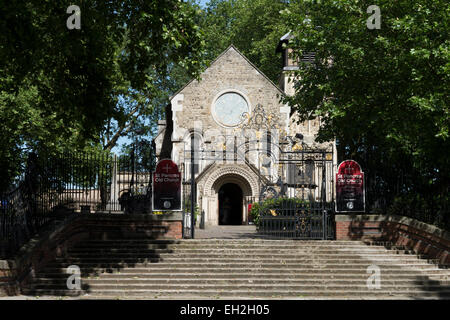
[253,146,336,240]
[0,151,154,257]
[257,200,335,239]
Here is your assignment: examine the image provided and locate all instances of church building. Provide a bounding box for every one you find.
[154,35,336,227]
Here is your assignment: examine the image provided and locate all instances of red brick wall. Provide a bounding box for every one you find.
[336,215,450,266]
[166,221,182,239]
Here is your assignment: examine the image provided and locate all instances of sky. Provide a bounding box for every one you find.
[198,0,210,7]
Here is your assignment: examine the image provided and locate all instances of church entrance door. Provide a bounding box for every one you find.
[218,183,242,225]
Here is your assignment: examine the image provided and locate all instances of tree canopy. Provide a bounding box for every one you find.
[282,0,449,227]
[1,0,448,228]
[200,0,289,83]
[0,0,206,191]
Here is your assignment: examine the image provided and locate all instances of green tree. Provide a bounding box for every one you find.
[282,0,449,227]
[200,0,289,82]
[0,0,206,192]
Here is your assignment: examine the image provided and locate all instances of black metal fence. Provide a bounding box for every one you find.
[0,151,154,257]
[257,200,335,239]
[181,180,196,239]
[255,148,336,240]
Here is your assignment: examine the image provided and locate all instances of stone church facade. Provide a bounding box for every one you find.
[154,39,336,226]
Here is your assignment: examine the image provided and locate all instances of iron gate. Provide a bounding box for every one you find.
[178,103,336,239]
[179,135,336,239]
[255,146,335,240]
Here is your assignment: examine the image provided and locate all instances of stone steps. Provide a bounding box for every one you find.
[62,256,430,264]
[89,248,401,252]
[21,239,450,299]
[71,241,404,248]
[44,261,442,269]
[31,273,450,280]
[48,261,440,270]
[69,245,429,250]
[26,284,450,292]
[21,289,450,299]
[65,250,422,256]
[68,246,417,251]
[69,249,420,255]
[73,239,360,243]
[29,278,450,286]
[66,251,422,258]
[34,269,449,279]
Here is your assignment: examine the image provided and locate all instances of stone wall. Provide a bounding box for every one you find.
[0,212,183,296]
[172,46,288,134]
[336,214,450,265]
[169,45,291,167]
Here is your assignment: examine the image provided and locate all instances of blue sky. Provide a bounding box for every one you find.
[198,0,210,7]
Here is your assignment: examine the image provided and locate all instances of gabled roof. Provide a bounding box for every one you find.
[169,44,285,100]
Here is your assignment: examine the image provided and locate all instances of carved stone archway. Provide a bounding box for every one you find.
[198,164,259,226]
[201,164,259,198]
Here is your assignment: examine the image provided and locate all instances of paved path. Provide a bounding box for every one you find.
[194,225,258,239]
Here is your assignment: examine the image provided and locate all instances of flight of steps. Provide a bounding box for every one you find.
[21,239,450,299]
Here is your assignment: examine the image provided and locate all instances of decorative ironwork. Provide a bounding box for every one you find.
[258,201,334,240]
[179,101,335,240]
[256,146,335,240]
[259,185,279,200]
[296,211,309,237]
[239,103,281,131]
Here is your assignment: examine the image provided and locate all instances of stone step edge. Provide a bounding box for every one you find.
[45,262,442,267]
[30,277,449,282]
[36,266,450,271]
[54,256,435,261]
[64,254,434,259]
[31,274,450,279]
[28,281,450,287]
[21,289,450,296]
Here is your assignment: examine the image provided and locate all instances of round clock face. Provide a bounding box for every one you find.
[213,92,249,127]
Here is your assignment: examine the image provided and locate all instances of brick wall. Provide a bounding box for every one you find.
[0,212,183,296]
[336,214,450,266]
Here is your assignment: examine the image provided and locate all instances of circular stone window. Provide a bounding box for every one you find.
[213,92,249,127]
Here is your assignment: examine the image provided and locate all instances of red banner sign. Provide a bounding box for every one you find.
[336,160,365,212]
[152,159,181,211]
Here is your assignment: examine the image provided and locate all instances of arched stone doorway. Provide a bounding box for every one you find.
[218,183,243,225]
[211,172,254,225]
[198,165,259,226]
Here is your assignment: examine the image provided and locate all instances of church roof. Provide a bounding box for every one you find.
[169,44,285,100]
